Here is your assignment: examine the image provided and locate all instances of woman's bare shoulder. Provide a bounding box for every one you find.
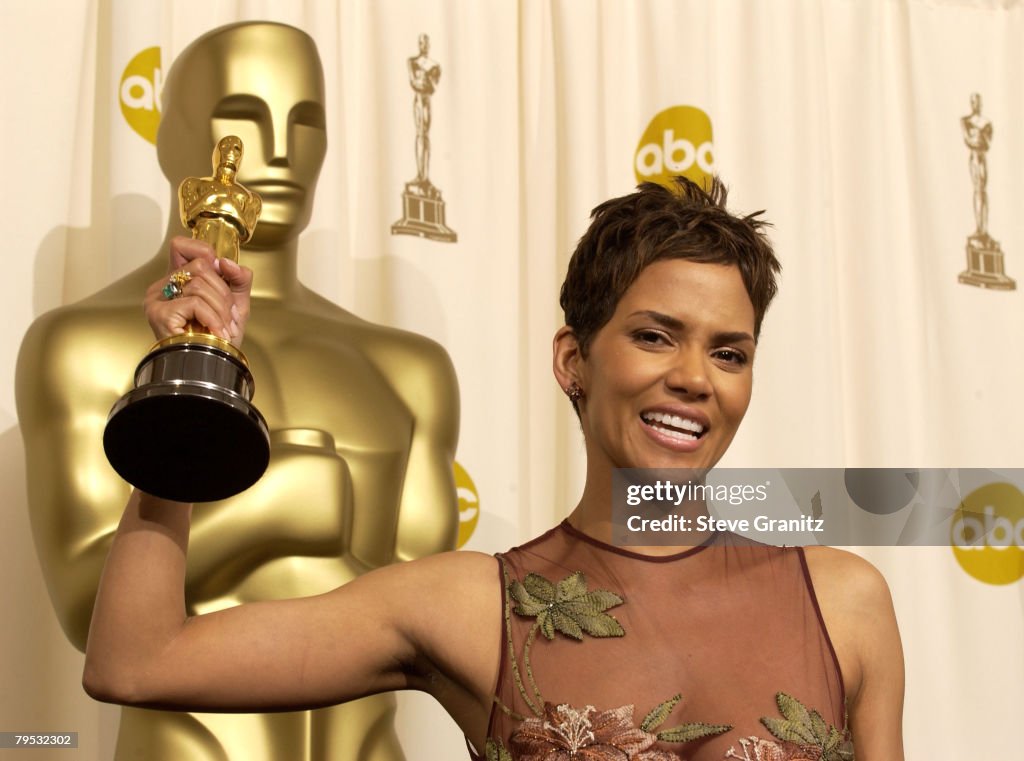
[392,549,500,581]
[801,546,894,617]
[380,549,504,644]
[367,549,502,615]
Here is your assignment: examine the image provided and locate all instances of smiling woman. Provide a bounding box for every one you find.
[83,177,904,761]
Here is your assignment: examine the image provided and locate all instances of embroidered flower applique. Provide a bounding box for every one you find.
[509,570,625,641]
[510,702,679,761]
[724,693,854,761]
[509,697,731,761]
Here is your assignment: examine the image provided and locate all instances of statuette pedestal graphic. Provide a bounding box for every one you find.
[959,234,1015,290]
[392,180,457,241]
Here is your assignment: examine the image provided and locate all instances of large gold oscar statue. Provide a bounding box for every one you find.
[16,22,459,761]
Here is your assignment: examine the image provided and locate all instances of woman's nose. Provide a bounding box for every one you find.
[665,348,712,398]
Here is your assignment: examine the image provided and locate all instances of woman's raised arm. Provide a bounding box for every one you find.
[82,489,499,714]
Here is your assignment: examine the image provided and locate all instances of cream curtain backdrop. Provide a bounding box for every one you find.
[2,0,1021,759]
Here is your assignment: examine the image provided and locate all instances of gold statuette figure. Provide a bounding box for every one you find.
[104,134,270,502]
[16,21,459,761]
[391,33,457,242]
[179,135,262,263]
[958,92,1015,290]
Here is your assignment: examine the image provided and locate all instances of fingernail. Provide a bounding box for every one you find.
[230,320,239,336]
[231,304,240,320]
[213,258,222,273]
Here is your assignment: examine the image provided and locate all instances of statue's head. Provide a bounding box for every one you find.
[970,92,981,114]
[418,33,430,55]
[214,135,243,177]
[157,22,327,248]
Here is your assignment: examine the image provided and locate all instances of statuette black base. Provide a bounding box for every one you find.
[104,342,270,503]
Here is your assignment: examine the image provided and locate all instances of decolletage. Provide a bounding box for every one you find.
[476,521,851,761]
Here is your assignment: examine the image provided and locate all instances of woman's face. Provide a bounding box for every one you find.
[564,258,756,474]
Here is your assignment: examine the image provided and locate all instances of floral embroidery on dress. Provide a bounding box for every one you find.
[511,702,680,761]
[499,566,627,719]
[724,693,854,761]
[509,570,626,641]
[490,564,731,760]
[509,698,733,761]
[485,737,513,761]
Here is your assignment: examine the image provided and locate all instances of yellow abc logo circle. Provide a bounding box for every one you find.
[950,482,1024,585]
[454,460,480,548]
[634,106,714,189]
[119,46,163,144]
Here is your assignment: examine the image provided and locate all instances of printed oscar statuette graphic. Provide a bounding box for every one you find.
[392,33,457,242]
[958,93,1015,290]
[104,135,270,502]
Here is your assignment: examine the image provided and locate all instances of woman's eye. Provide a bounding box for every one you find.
[714,348,747,365]
[634,330,666,345]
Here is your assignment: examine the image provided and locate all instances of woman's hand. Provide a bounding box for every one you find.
[144,236,253,345]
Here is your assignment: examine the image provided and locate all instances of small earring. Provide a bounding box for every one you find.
[566,383,583,403]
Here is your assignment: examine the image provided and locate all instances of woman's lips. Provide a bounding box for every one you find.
[639,413,706,453]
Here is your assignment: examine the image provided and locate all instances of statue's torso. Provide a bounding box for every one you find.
[24,268,451,761]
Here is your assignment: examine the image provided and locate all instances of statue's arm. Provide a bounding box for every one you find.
[15,316,296,636]
[16,313,134,651]
[369,336,460,563]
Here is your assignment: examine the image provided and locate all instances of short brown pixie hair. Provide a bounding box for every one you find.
[559,176,781,355]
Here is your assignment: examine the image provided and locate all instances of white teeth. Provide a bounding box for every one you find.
[642,411,705,434]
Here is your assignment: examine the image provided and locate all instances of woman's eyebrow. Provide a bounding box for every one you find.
[712,330,755,345]
[627,310,684,330]
[627,311,754,344]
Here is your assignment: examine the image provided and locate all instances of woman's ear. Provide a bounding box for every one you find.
[552,325,583,394]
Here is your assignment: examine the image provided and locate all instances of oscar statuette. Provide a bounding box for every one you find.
[104,135,270,502]
[958,93,1014,289]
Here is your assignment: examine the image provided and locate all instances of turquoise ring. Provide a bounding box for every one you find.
[162,271,191,300]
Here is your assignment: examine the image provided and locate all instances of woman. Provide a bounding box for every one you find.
[84,178,904,760]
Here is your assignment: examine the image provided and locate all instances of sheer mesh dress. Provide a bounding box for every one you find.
[473,521,851,761]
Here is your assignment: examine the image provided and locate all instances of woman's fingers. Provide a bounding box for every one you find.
[168,236,218,272]
[145,278,232,342]
[144,237,254,344]
[217,258,254,343]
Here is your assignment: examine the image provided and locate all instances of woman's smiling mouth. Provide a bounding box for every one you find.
[639,410,710,452]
